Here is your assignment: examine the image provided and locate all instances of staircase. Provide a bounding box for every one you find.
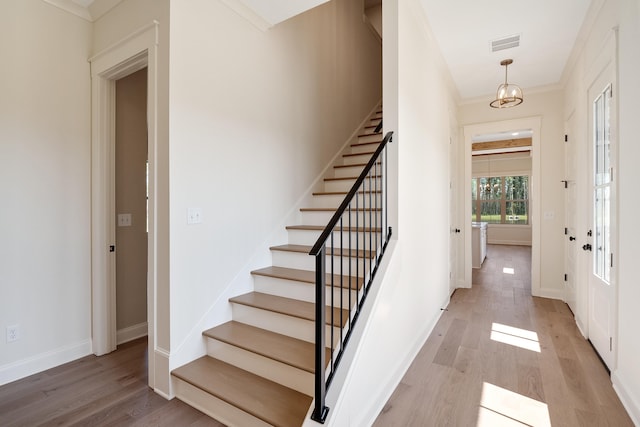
[172,108,385,427]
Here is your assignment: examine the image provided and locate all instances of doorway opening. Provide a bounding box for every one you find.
[115,68,149,346]
[90,22,160,391]
[463,117,541,295]
[470,130,533,294]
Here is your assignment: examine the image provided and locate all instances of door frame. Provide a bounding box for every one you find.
[89,22,159,387]
[462,117,541,294]
[584,29,618,369]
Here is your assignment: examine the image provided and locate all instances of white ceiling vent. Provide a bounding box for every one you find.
[491,34,520,52]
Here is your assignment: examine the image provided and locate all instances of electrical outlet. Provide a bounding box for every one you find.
[6,325,19,343]
[187,208,203,225]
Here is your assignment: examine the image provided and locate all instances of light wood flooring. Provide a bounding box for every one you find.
[1,244,634,426]
[374,244,634,426]
[0,338,225,427]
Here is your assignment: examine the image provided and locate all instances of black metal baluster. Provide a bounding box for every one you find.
[311,247,328,423]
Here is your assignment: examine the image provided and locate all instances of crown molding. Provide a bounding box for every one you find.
[42,0,92,21]
[41,0,124,22]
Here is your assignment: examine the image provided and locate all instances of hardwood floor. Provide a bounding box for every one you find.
[0,338,225,427]
[1,245,633,426]
[374,244,634,426]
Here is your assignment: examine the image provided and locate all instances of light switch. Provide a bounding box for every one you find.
[543,211,555,220]
[187,208,203,225]
[118,213,132,227]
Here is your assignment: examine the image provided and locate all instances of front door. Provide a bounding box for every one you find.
[586,63,616,370]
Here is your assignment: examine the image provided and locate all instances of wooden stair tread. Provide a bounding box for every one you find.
[203,321,329,373]
[172,356,312,427]
[285,224,381,232]
[334,162,379,169]
[230,292,349,327]
[343,151,375,158]
[300,207,382,212]
[251,265,364,290]
[356,134,383,140]
[312,190,382,195]
[270,244,376,259]
[324,175,381,181]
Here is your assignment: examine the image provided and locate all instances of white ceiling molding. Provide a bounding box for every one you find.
[41,0,123,22]
[240,0,330,27]
[42,0,92,21]
[87,0,124,21]
[218,0,272,31]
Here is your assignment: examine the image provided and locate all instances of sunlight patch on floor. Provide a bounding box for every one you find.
[477,382,551,427]
[503,267,515,275]
[490,322,541,353]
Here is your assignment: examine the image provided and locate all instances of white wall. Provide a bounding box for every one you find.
[563,0,640,422]
[0,0,92,385]
[327,0,458,424]
[167,0,382,381]
[459,90,565,297]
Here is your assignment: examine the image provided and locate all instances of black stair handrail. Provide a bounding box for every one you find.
[310,130,393,423]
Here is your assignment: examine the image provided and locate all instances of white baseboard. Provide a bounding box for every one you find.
[612,371,640,426]
[534,287,565,300]
[487,239,532,246]
[116,322,148,345]
[0,339,91,386]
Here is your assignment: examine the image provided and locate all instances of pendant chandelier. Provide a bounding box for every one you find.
[490,59,523,108]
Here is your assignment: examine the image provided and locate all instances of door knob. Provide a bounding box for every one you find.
[582,243,592,251]
[455,228,461,233]
[569,236,576,241]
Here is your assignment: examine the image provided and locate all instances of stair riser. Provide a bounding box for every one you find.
[355,133,383,144]
[333,164,365,178]
[309,192,383,208]
[271,250,375,274]
[300,210,383,226]
[173,379,271,427]
[351,142,381,154]
[253,275,358,306]
[231,303,341,345]
[324,177,382,192]
[342,152,376,166]
[206,339,314,396]
[287,228,382,248]
[333,164,383,178]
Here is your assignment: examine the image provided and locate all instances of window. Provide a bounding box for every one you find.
[472,175,529,224]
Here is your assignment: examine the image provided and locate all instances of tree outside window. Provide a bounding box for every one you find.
[472,175,528,224]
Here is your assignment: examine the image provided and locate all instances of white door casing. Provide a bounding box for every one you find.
[585,32,618,369]
[564,113,579,315]
[449,134,458,295]
[462,117,541,293]
[89,22,159,387]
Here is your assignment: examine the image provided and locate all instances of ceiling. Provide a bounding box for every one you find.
[68,0,592,102]
[419,0,593,101]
